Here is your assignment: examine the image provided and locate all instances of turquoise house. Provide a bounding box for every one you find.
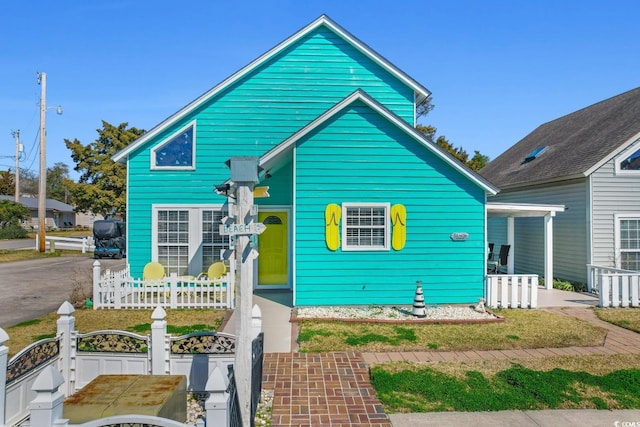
[113,15,497,306]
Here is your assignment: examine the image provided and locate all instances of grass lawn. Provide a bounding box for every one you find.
[0,248,90,263]
[595,307,640,333]
[297,309,607,353]
[371,354,640,412]
[5,308,227,357]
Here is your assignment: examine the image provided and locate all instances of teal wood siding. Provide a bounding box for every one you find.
[125,25,415,277]
[294,101,486,306]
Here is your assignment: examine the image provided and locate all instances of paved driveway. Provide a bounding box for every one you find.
[0,256,125,328]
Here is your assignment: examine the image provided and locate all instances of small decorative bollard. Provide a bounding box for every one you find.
[412,280,426,318]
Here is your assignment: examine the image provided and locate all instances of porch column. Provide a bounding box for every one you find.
[507,216,515,274]
[544,213,555,290]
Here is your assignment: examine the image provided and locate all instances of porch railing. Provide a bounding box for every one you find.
[486,274,539,309]
[588,264,640,308]
[92,260,236,310]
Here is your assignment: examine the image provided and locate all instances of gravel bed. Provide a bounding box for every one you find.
[295,305,497,321]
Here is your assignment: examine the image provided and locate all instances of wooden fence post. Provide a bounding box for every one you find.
[205,366,229,427]
[92,260,101,309]
[29,366,68,427]
[56,301,75,396]
[151,306,168,375]
[0,327,9,427]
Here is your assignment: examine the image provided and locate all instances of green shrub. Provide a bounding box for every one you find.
[0,223,28,239]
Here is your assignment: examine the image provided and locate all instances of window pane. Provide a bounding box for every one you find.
[621,219,640,250]
[344,205,387,249]
[202,209,229,269]
[620,148,640,171]
[157,209,189,275]
[155,126,194,167]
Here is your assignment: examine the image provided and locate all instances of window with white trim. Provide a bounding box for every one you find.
[154,205,228,276]
[620,218,640,270]
[616,143,640,174]
[342,203,390,251]
[151,122,195,169]
[157,210,190,275]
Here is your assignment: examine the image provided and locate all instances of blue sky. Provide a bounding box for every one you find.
[1,1,638,180]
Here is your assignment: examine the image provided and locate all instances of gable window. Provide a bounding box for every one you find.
[342,203,390,251]
[619,217,640,271]
[153,205,228,276]
[151,121,196,169]
[617,145,640,173]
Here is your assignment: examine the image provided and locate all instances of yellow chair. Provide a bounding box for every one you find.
[143,261,165,280]
[207,262,227,280]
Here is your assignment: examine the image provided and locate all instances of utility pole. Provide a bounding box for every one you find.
[11,130,21,203]
[38,72,47,252]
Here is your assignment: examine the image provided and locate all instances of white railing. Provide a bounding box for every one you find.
[1,301,263,427]
[588,264,640,308]
[92,261,236,309]
[486,274,539,309]
[35,234,95,253]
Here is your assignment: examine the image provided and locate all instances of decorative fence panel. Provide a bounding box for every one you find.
[71,330,151,392]
[169,332,236,392]
[93,261,235,310]
[4,337,61,427]
[486,274,539,309]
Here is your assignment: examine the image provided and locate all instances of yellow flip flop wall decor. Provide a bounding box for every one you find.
[325,203,341,250]
[391,204,407,250]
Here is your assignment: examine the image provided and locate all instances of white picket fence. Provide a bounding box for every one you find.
[1,301,263,427]
[486,274,539,309]
[92,261,236,309]
[588,264,640,307]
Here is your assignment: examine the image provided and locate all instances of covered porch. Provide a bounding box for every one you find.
[485,202,567,308]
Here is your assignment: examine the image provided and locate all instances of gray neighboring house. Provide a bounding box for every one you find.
[480,87,640,284]
[0,195,75,229]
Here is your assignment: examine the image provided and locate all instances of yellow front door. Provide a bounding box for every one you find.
[257,211,288,287]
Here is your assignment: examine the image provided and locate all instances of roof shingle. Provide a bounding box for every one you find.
[480,87,640,189]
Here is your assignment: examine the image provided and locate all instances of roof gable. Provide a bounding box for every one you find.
[480,87,640,189]
[260,90,497,195]
[113,15,430,163]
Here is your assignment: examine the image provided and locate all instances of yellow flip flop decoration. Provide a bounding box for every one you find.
[391,204,407,250]
[325,203,341,251]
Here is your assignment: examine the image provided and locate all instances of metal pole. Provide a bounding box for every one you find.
[12,130,20,203]
[38,72,47,252]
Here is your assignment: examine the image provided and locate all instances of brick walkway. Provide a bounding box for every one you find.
[262,352,391,426]
[262,308,640,426]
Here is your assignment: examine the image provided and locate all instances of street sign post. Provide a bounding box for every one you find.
[219,222,266,236]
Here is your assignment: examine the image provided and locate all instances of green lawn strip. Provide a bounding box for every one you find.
[5,308,226,357]
[297,310,606,353]
[595,308,640,333]
[371,364,640,412]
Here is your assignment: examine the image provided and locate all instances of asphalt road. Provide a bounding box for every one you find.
[0,255,126,328]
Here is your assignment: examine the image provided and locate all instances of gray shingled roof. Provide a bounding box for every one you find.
[0,195,74,212]
[480,87,640,190]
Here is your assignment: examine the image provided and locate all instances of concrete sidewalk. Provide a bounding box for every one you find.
[390,409,640,427]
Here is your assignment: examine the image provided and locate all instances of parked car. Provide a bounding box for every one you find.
[93,219,126,259]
